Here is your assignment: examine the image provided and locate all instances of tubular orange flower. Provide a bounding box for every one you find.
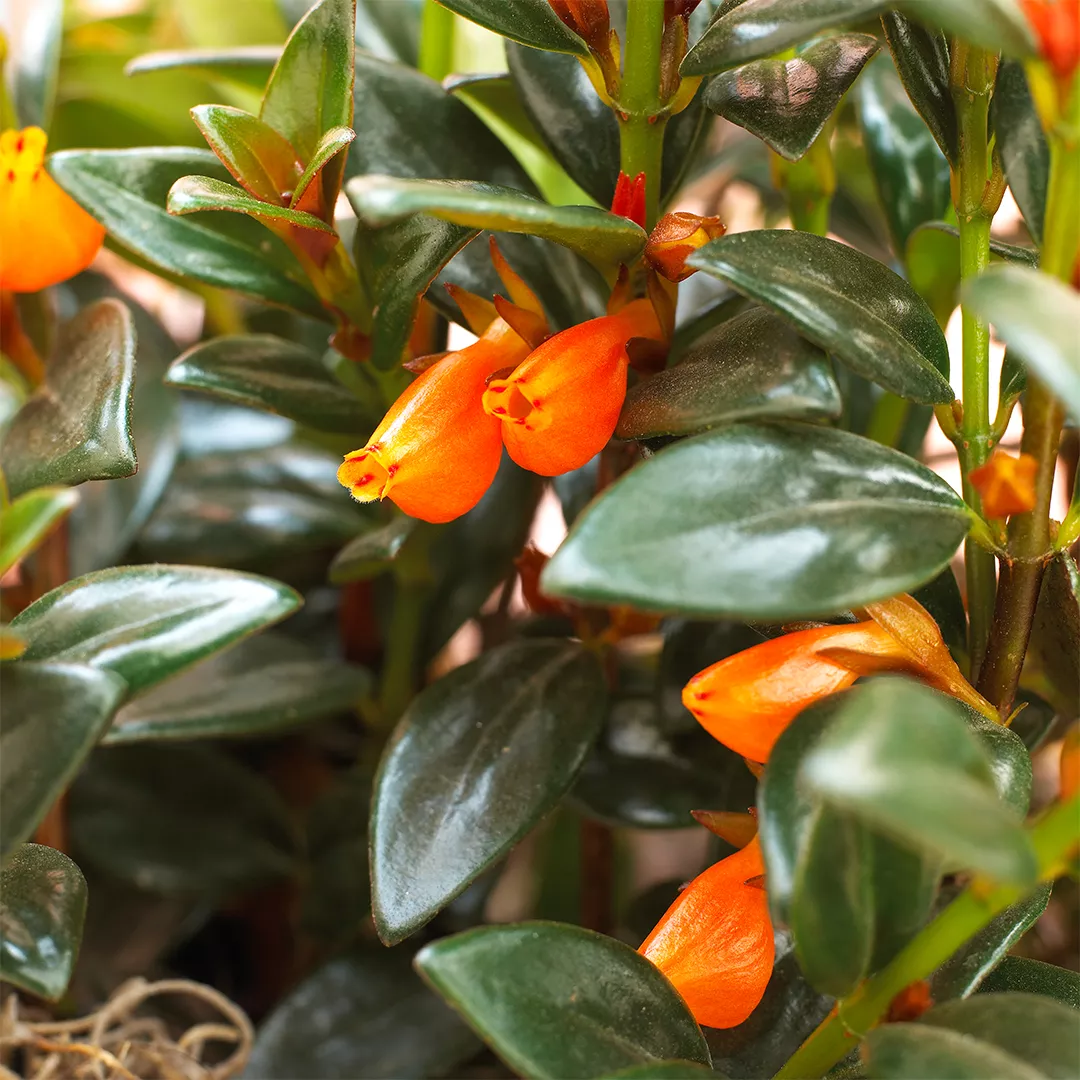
[337,317,531,523]
[645,211,726,282]
[969,450,1039,519]
[1019,0,1080,81]
[640,837,774,1030]
[481,298,663,477]
[0,127,105,293]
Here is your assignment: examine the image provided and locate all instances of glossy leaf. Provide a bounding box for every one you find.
[291,125,355,210]
[329,515,417,583]
[963,266,1080,420]
[682,0,889,77]
[992,60,1048,244]
[11,565,300,696]
[9,0,61,128]
[166,335,371,432]
[1027,552,1080,719]
[800,679,1037,884]
[0,844,87,1000]
[689,231,952,402]
[899,0,1036,57]
[371,640,606,944]
[70,744,300,895]
[243,948,482,1079]
[168,174,337,233]
[543,422,970,620]
[0,663,126,862]
[105,633,369,744]
[125,45,282,89]
[433,0,589,56]
[865,1023,1045,1079]
[978,956,1080,1009]
[416,922,711,1078]
[0,487,79,576]
[348,176,646,272]
[1,300,136,498]
[703,35,879,162]
[48,149,323,317]
[858,53,952,253]
[616,306,841,439]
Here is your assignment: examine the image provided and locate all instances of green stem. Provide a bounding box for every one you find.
[418,0,455,82]
[775,797,1080,1080]
[618,0,667,229]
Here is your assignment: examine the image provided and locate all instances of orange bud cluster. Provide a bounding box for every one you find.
[640,837,774,1029]
[1020,0,1080,81]
[645,211,726,282]
[0,128,105,293]
[969,450,1038,520]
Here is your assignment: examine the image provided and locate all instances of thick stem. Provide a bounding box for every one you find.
[418,0,455,83]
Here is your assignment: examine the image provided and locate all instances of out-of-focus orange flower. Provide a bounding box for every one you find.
[481,298,663,476]
[969,450,1038,519]
[886,981,934,1023]
[338,317,531,523]
[1062,725,1079,801]
[1019,0,1080,81]
[548,0,610,52]
[640,836,774,1029]
[0,127,105,293]
[645,211,725,282]
[611,170,647,229]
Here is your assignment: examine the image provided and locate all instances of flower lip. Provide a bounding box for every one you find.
[337,445,392,503]
[482,377,552,430]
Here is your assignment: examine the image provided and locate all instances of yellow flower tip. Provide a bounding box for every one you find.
[0,126,106,293]
[337,446,392,503]
[969,450,1039,520]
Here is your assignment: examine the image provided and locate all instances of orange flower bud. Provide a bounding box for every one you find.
[0,128,105,293]
[548,0,610,54]
[969,450,1039,519]
[640,837,774,1029]
[611,170,647,229]
[1062,725,1079,801]
[481,299,662,476]
[338,318,530,523]
[645,212,726,282]
[1020,0,1080,81]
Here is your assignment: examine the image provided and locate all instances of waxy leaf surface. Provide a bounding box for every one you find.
[992,61,1048,244]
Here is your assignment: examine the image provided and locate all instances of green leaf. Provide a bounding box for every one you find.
[245,947,481,1079]
[865,1023,1046,1079]
[416,922,712,1078]
[125,45,282,90]
[601,1065,718,1079]
[543,423,970,620]
[168,174,337,233]
[978,957,1080,1009]
[992,60,1048,244]
[682,0,889,77]
[616,306,841,439]
[104,633,368,744]
[0,663,126,862]
[433,0,589,56]
[1,300,137,499]
[291,125,355,209]
[70,744,300,895]
[48,149,323,317]
[1027,552,1080,719]
[0,487,79,577]
[9,0,62,128]
[688,231,952,403]
[858,53,952,253]
[899,0,1036,58]
[800,679,1038,883]
[703,35,880,162]
[0,844,87,1000]
[166,335,372,432]
[371,640,606,945]
[963,266,1080,420]
[329,515,417,583]
[12,565,300,696]
[348,177,645,272]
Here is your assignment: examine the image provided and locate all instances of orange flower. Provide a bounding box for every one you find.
[969,450,1038,519]
[1062,725,1079,801]
[1020,0,1080,81]
[640,836,774,1029]
[481,298,663,476]
[0,127,105,293]
[337,317,531,523]
[645,211,726,282]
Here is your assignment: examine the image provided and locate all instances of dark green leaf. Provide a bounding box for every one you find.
[978,957,1080,1009]
[166,334,372,432]
[124,46,282,90]
[243,947,481,1079]
[801,679,1037,883]
[48,149,323,317]
[12,565,300,696]
[1027,552,1080,719]
[543,423,970,620]
[70,744,300,895]
[329,514,417,583]
[416,922,711,1079]
[168,174,336,233]
[682,0,889,77]
[0,663,126,861]
[105,633,368,743]
[601,1064,718,1079]
[865,1023,1045,1079]
[992,60,1048,244]
[1,300,136,498]
[0,844,86,1000]
[616,306,841,439]
[704,35,879,162]
[688,231,952,402]
[371,640,606,944]
[434,0,589,56]
[899,0,1036,57]
[0,487,79,577]
[962,708,1033,816]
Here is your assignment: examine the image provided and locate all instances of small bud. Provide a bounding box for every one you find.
[969,450,1039,520]
[886,981,934,1023]
[645,211,725,282]
[611,171,647,229]
[549,0,610,53]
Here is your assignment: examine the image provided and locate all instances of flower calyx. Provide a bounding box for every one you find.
[645,211,726,282]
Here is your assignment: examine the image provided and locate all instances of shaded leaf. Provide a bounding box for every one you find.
[125,45,282,90]
[1027,552,1080,719]
[434,0,589,56]
[899,0,1036,57]
[992,60,1048,244]
[329,515,417,583]
[0,487,79,577]
[865,1022,1045,1079]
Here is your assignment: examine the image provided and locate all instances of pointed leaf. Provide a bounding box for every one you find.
[978,956,1080,1009]
[329,515,417,583]
[1,663,126,861]
[125,45,282,89]
[168,174,336,233]
[992,60,1048,244]
[291,124,355,210]
[0,844,87,1000]
[11,565,300,696]
[0,487,79,576]
[433,0,589,56]
[1027,552,1080,719]
[416,922,711,1079]
[371,640,606,944]
[1,300,136,498]
[688,231,953,403]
